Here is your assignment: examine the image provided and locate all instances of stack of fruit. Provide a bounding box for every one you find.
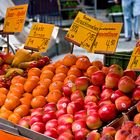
[0,53,139,140]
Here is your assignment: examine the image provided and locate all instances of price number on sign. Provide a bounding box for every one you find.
[106,39,116,50]
[15,18,24,30]
[38,38,49,51]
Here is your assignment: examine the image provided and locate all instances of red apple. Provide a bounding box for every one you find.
[58,132,74,140]
[101,126,116,137]
[74,76,90,91]
[31,108,44,116]
[121,120,135,132]
[115,96,131,111]
[132,88,140,101]
[111,89,124,103]
[105,73,121,89]
[37,59,46,68]
[91,71,105,86]
[100,88,114,100]
[44,128,58,139]
[87,109,98,116]
[98,104,117,122]
[86,113,102,129]
[72,119,86,132]
[136,101,140,113]
[84,101,98,110]
[84,95,98,104]
[67,99,84,115]
[18,116,30,128]
[58,114,73,125]
[56,108,67,118]
[62,82,76,97]
[44,102,57,112]
[123,69,137,80]
[115,129,130,140]
[126,134,139,140]
[42,110,56,123]
[102,84,107,90]
[45,119,58,130]
[29,114,43,126]
[133,113,140,124]
[74,110,87,121]
[98,99,113,108]
[135,75,140,86]
[108,64,123,76]
[70,90,84,101]
[31,122,45,133]
[86,85,101,97]
[118,76,135,94]
[57,124,72,135]
[74,128,89,140]
[131,125,140,136]
[86,131,101,140]
[100,135,114,140]
[57,97,70,110]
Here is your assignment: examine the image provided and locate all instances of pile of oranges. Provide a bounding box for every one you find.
[0,53,105,124]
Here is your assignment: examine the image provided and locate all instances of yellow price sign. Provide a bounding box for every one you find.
[3,4,28,33]
[24,23,54,52]
[127,46,140,70]
[65,11,103,51]
[92,23,123,54]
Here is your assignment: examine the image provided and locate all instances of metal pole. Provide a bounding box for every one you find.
[7,34,9,53]
[94,0,97,18]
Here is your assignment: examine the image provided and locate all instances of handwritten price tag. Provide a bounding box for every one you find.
[127,46,140,70]
[24,23,54,52]
[3,4,28,33]
[65,12,103,51]
[92,23,122,54]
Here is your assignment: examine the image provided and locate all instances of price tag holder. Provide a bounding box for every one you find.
[24,23,54,52]
[65,11,103,51]
[127,46,140,70]
[3,4,28,33]
[92,23,123,54]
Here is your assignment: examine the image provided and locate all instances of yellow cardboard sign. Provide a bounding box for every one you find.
[24,23,54,52]
[127,46,140,70]
[92,23,123,54]
[3,4,28,32]
[65,11,103,51]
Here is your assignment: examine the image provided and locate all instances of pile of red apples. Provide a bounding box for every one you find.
[18,63,140,140]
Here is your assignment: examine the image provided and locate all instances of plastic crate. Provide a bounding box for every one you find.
[104,51,132,70]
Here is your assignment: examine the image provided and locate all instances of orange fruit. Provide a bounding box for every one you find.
[46,90,62,103]
[0,105,8,112]
[63,53,77,67]
[0,110,12,119]
[20,97,31,107]
[27,67,41,77]
[64,75,77,84]
[52,73,67,82]
[4,94,20,111]
[42,64,56,73]
[40,70,54,81]
[32,84,48,97]
[8,113,21,124]
[11,75,26,85]
[0,93,6,107]
[102,66,109,75]
[55,64,69,74]
[24,76,40,93]
[76,57,91,70]
[77,55,89,60]
[49,81,63,91]
[86,65,99,77]
[92,60,103,70]
[54,59,63,68]
[39,78,51,87]
[67,66,83,77]
[10,83,24,93]
[7,89,23,98]
[22,92,33,100]
[0,87,8,95]
[14,105,29,117]
[31,96,47,109]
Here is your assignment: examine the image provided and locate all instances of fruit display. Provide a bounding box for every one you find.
[0,53,140,140]
[0,49,50,89]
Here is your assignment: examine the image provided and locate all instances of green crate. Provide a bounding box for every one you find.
[104,51,132,70]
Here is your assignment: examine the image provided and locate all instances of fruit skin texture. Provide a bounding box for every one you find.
[58,114,73,125]
[74,76,90,91]
[44,128,58,139]
[118,76,135,94]
[101,126,116,137]
[111,90,124,103]
[100,88,114,100]
[98,104,117,122]
[105,73,121,89]
[123,69,137,80]
[115,96,131,111]
[18,116,30,128]
[132,88,140,101]
[100,135,114,140]
[57,132,74,140]
[91,71,105,86]
[74,128,89,140]
[115,129,130,140]
[134,113,140,124]
[131,125,140,136]
[86,85,101,97]
[126,134,140,140]
[121,121,135,132]
[109,64,124,76]
[86,131,101,140]
[136,101,140,113]
[30,122,45,133]
[86,113,102,130]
